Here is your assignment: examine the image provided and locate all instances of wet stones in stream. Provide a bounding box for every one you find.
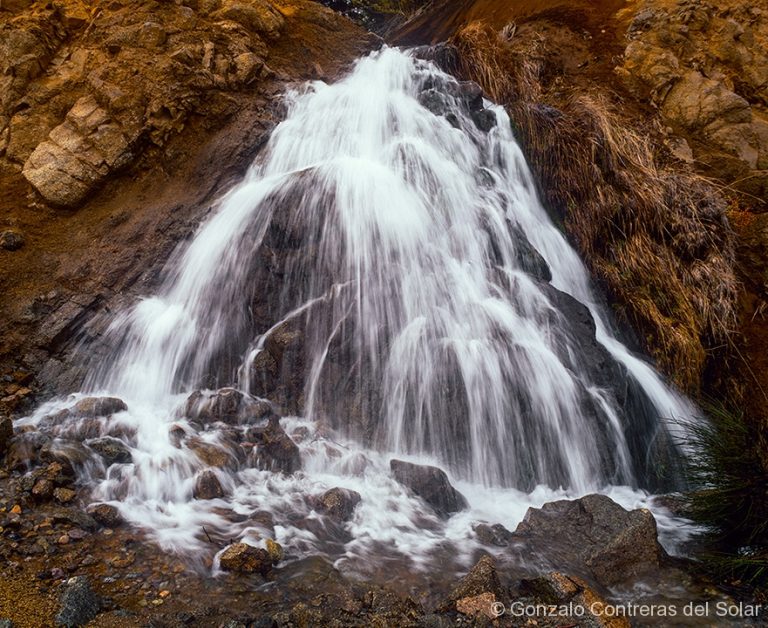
[389,459,468,518]
[218,542,276,576]
[313,487,361,522]
[183,388,274,427]
[193,469,227,500]
[244,415,301,474]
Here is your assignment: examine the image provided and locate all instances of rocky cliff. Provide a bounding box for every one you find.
[0,0,377,415]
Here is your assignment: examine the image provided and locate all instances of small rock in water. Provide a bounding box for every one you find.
[86,436,132,465]
[86,503,123,528]
[53,487,77,504]
[185,388,273,425]
[246,416,301,474]
[265,538,283,563]
[219,543,273,575]
[389,459,468,518]
[193,469,226,500]
[316,487,361,522]
[55,576,101,627]
[73,396,127,417]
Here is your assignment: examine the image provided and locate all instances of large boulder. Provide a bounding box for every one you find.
[72,396,127,417]
[22,96,136,207]
[512,494,665,586]
[439,555,502,614]
[389,459,468,518]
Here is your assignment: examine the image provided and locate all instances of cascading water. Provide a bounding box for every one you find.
[19,47,696,572]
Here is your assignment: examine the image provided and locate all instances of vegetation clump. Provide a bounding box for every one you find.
[450,21,738,393]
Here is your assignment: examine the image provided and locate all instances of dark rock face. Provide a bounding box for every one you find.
[85,503,123,528]
[245,416,301,474]
[219,543,273,575]
[193,469,227,500]
[85,436,132,465]
[512,494,665,586]
[389,459,468,518]
[316,487,361,522]
[55,576,101,627]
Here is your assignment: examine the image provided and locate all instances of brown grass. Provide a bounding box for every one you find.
[451,21,738,392]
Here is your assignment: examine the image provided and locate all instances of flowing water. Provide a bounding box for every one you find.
[19,47,698,578]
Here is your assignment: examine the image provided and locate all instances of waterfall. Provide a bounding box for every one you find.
[20,47,695,565]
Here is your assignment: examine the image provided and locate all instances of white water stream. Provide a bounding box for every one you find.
[19,47,698,573]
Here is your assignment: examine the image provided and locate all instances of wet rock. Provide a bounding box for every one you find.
[187,437,237,469]
[31,477,55,500]
[418,88,452,117]
[512,494,665,586]
[473,522,514,547]
[184,388,273,425]
[316,487,361,522]
[389,459,468,518]
[519,572,631,628]
[454,80,484,111]
[5,431,51,470]
[54,487,77,504]
[86,436,132,465]
[73,396,127,417]
[245,415,301,473]
[51,507,99,532]
[0,416,13,456]
[193,469,227,500]
[0,619,13,628]
[455,592,496,619]
[265,538,283,563]
[439,555,502,613]
[472,109,497,132]
[0,230,24,251]
[86,503,123,528]
[219,542,273,575]
[55,576,101,627]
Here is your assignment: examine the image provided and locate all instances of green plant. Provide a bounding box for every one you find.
[682,403,768,586]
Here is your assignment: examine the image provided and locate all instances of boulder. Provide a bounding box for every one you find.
[86,503,123,528]
[86,436,132,465]
[0,230,24,251]
[22,96,135,207]
[316,487,361,522]
[193,469,227,500]
[245,415,301,473]
[219,542,273,575]
[389,459,467,518]
[187,437,238,469]
[184,388,273,425]
[512,494,665,586]
[55,576,101,627]
[73,396,127,417]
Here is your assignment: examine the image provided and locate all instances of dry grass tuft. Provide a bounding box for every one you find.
[451,22,738,392]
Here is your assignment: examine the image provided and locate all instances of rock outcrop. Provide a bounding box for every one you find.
[512,494,666,586]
